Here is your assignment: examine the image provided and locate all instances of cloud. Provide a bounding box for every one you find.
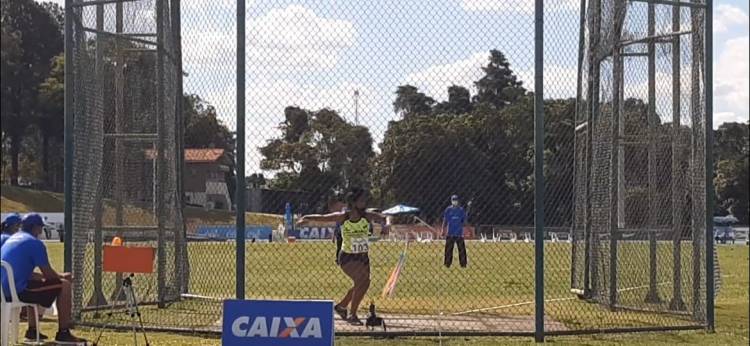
[183,0,237,11]
[404,52,490,101]
[567,34,748,129]
[714,36,749,127]
[460,0,577,14]
[183,31,235,67]
[248,5,356,71]
[512,63,578,98]
[246,79,374,125]
[404,51,578,101]
[714,112,747,125]
[200,79,377,173]
[714,4,749,33]
[182,5,356,72]
[199,78,375,137]
[194,78,378,175]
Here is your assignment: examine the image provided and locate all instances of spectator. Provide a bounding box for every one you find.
[1,213,87,343]
[1,213,23,248]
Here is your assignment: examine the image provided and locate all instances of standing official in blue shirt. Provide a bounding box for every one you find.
[442,195,468,268]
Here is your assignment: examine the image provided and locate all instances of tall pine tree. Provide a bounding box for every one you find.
[472,50,526,109]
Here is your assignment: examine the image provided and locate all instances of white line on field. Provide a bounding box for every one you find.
[449,282,671,316]
[449,297,576,316]
[617,281,672,292]
[181,293,229,301]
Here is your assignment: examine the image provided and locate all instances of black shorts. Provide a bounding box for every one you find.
[338,252,370,266]
[19,278,62,308]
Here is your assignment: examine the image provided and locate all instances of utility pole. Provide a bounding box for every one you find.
[353,89,360,125]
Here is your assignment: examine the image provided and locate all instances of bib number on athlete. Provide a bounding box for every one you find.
[350,237,369,253]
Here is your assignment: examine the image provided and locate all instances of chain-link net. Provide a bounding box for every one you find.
[70,0,186,327]
[67,0,713,337]
[564,0,712,331]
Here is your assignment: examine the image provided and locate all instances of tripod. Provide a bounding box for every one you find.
[93,273,150,346]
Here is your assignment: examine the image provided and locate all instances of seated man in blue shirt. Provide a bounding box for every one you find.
[1,213,22,248]
[442,195,468,268]
[1,213,86,344]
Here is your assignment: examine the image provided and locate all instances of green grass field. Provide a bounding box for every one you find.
[8,185,745,343]
[23,241,747,345]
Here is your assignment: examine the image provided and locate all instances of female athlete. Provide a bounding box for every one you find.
[298,187,385,325]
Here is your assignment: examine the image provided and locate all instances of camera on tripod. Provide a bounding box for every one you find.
[93,241,155,346]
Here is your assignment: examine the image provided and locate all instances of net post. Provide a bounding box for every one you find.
[63,0,74,274]
[609,45,622,310]
[703,0,715,332]
[109,0,126,303]
[586,0,603,298]
[533,0,544,342]
[88,2,108,311]
[669,1,687,312]
[171,0,188,295]
[114,0,125,232]
[155,0,167,307]
[608,1,628,309]
[689,0,704,321]
[70,0,89,319]
[644,0,662,305]
[570,0,587,291]
[235,0,247,300]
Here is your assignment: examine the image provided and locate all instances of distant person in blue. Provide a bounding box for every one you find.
[1,213,23,248]
[442,195,467,268]
[1,213,86,344]
[284,202,294,231]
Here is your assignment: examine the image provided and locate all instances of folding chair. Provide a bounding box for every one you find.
[1,260,40,346]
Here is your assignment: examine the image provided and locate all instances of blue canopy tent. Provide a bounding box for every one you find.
[382,204,420,215]
[713,215,739,225]
[382,204,437,235]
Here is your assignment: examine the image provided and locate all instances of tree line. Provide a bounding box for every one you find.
[2,2,747,225]
[259,49,748,226]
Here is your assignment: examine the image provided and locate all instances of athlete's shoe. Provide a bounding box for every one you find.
[334,305,348,320]
[346,315,364,326]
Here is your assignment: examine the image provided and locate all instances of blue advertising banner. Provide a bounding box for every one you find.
[287,226,337,240]
[222,299,334,346]
[196,225,273,240]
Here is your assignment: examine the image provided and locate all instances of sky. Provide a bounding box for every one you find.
[41,0,749,175]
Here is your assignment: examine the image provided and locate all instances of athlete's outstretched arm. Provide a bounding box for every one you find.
[298,212,346,224]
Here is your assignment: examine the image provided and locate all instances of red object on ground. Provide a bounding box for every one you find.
[103,245,155,273]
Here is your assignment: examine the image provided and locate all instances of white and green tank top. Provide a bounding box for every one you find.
[341,217,370,254]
